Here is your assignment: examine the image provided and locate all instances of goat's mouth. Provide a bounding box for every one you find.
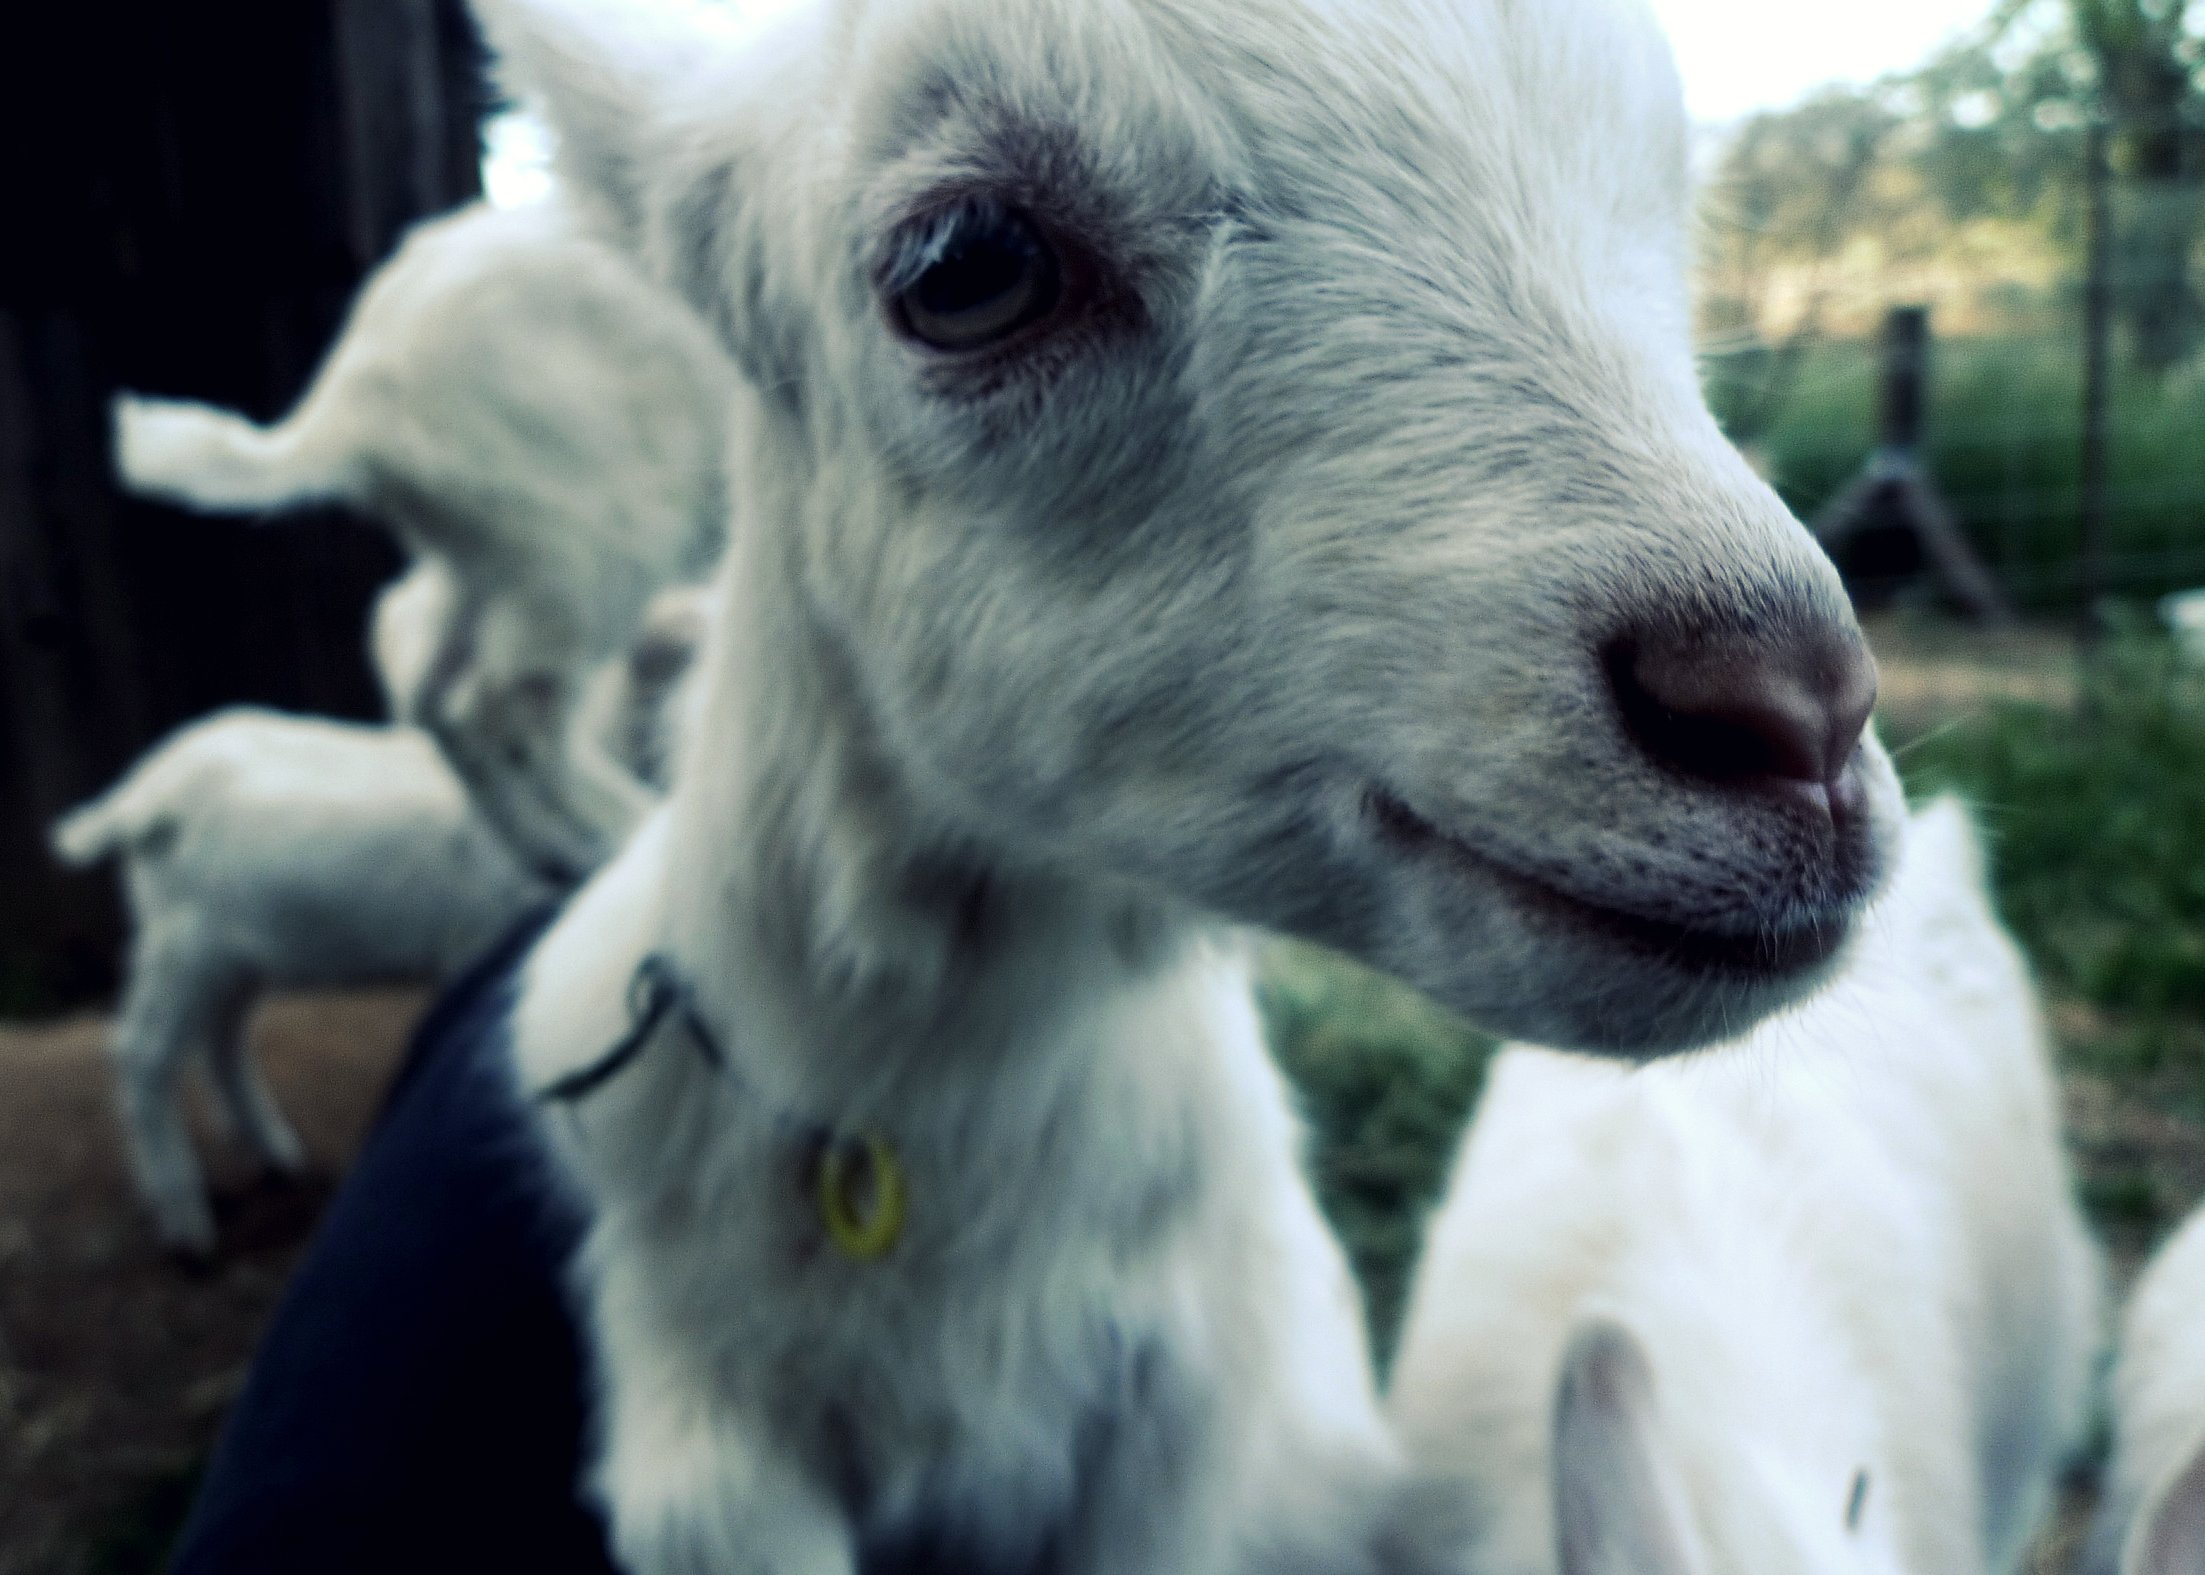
[1364,788,1851,980]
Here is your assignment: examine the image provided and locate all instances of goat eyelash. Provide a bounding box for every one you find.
[879,196,1015,294]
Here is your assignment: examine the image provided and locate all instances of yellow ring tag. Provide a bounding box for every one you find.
[817,1133,906,1261]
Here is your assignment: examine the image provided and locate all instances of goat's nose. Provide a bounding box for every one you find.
[1606,625,1878,812]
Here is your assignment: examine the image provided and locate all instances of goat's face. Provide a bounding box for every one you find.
[484,0,1902,1054]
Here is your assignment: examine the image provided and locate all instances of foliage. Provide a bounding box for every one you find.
[1701,0,2205,365]
[1884,621,2205,1262]
[1900,620,2205,1034]
[1256,940,1495,1365]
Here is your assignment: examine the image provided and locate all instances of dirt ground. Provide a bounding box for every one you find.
[0,991,423,1575]
[1862,609,2084,732]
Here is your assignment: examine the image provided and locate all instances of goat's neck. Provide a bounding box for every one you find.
[656,534,1195,1114]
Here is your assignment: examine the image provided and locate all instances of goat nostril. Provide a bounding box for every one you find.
[1827,759,1870,829]
[1607,631,1877,797]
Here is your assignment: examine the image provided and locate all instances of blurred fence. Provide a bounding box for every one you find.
[1697,100,2205,615]
[1704,326,2205,606]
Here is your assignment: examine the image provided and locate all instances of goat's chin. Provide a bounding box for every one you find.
[1348,790,1895,1058]
[1444,922,1858,1059]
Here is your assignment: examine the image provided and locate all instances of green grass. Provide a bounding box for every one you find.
[1888,622,2205,1259]
[1898,624,2205,1060]
[1257,940,1496,1365]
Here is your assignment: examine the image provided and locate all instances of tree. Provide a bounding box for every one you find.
[1700,92,1901,441]
[2073,0,2203,365]
[1706,0,2204,370]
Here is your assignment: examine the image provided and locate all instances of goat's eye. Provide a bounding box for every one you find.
[890,202,1061,352]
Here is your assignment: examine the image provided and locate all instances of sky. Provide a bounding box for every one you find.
[1647,0,1996,122]
[483,0,2006,204]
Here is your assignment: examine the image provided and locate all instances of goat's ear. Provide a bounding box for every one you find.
[471,0,690,245]
[473,0,800,392]
[2127,1429,2205,1575]
[1553,1319,1708,1575]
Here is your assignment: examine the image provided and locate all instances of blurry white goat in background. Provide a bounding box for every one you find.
[52,709,556,1255]
[53,555,709,1254]
[2086,1201,2205,1575]
[110,197,735,883]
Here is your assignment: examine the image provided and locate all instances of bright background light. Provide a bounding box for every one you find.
[1647,0,1993,122]
[485,0,2008,203]
[482,0,812,208]
[482,111,554,209]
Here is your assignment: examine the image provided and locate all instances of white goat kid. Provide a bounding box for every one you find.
[53,710,555,1254]
[368,556,463,724]
[2085,1203,2205,1575]
[480,0,1910,1570]
[1388,801,2102,1575]
[569,582,714,795]
[375,558,708,796]
[111,197,734,883]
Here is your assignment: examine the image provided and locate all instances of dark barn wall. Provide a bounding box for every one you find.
[0,0,485,1008]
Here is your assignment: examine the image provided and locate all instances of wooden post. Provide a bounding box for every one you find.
[1878,304,1930,453]
[2079,114,2114,648]
[1811,305,2015,624]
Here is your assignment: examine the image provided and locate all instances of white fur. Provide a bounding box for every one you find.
[53,709,555,1253]
[2085,1204,2205,1575]
[568,582,713,795]
[111,197,735,882]
[368,557,463,724]
[480,0,1917,1570]
[1388,800,2103,1575]
[371,560,706,824]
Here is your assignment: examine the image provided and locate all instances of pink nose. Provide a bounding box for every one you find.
[1607,624,1878,812]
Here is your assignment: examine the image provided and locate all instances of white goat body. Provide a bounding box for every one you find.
[368,556,462,725]
[1388,800,2102,1575]
[2086,1203,2205,1575]
[54,708,554,1252]
[374,559,707,797]
[112,197,734,882]
[472,0,1921,1569]
[568,582,712,795]
[520,827,1398,1574]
